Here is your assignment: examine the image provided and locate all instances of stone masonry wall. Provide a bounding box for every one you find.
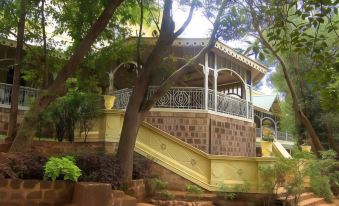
[31,141,118,156]
[145,111,256,157]
[144,112,210,153]
[210,115,256,156]
[0,107,25,134]
[0,179,74,205]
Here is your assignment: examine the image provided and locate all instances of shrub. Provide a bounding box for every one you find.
[307,150,337,201]
[153,177,168,190]
[43,89,101,142]
[10,154,47,179]
[133,153,152,179]
[0,153,47,179]
[76,154,121,189]
[185,184,203,195]
[44,156,82,182]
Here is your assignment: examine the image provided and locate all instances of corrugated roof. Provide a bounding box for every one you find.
[253,94,277,111]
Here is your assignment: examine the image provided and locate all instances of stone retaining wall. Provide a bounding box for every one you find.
[31,141,118,156]
[145,111,256,156]
[0,179,74,205]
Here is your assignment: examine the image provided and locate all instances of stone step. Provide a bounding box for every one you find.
[112,194,137,206]
[278,192,315,202]
[154,190,216,201]
[299,197,327,206]
[136,203,156,206]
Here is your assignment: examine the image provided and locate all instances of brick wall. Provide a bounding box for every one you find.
[145,111,256,157]
[0,107,25,134]
[31,141,118,156]
[0,179,74,205]
[145,112,210,153]
[210,115,256,156]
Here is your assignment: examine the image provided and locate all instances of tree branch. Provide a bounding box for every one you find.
[173,1,196,38]
[140,0,228,112]
[136,0,144,68]
[247,1,324,152]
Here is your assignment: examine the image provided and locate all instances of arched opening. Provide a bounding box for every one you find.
[113,61,138,90]
[217,69,246,99]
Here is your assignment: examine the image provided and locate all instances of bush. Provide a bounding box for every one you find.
[0,153,47,179]
[133,153,152,179]
[11,154,47,179]
[185,184,203,195]
[44,156,82,182]
[76,154,122,189]
[42,89,101,142]
[307,150,337,201]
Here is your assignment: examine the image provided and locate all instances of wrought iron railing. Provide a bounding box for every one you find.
[113,87,253,119]
[216,92,247,118]
[255,128,293,142]
[0,83,39,107]
[277,131,293,142]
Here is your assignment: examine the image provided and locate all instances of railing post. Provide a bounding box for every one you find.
[213,71,218,111]
[246,101,249,119]
[285,130,288,141]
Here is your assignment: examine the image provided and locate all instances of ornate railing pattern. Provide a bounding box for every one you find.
[217,92,247,118]
[256,128,293,142]
[113,87,253,120]
[148,87,205,109]
[0,83,39,107]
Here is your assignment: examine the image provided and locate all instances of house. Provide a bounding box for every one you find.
[111,38,294,156]
[0,37,294,151]
[0,37,296,192]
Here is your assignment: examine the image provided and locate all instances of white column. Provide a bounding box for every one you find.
[214,53,218,111]
[204,67,209,110]
[204,54,209,110]
[214,71,218,111]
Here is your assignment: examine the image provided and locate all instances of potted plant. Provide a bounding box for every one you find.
[103,95,116,110]
[300,144,311,152]
[103,70,116,110]
[260,127,275,157]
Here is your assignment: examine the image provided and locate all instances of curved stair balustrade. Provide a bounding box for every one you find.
[113,87,253,120]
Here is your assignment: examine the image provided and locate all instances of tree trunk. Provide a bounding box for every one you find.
[326,121,339,154]
[116,0,228,181]
[6,0,27,142]
[9,0,124,152]
[41,0,49,89]
[251,16,324,154]
[116,0,177,181]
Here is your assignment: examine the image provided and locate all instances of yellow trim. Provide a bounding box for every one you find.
[102,110,276,192]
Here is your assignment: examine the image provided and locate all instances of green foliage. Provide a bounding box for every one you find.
[153,177,168,191]
[42,82,102,142]
[185,183,203,195]
[161,190,174,200]
[258,153,308,205]
[43,156,82,182]
[307,150,338,201]
[152,178,175,200]
[217,182,250,200]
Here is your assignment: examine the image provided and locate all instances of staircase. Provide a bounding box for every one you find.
[103,111,291,193]
[278,191,336,206]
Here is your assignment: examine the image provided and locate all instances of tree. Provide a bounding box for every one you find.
[9,0,125,152]
[243,0,339,154]
[115,0,252,181]
[6,0,27,141]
